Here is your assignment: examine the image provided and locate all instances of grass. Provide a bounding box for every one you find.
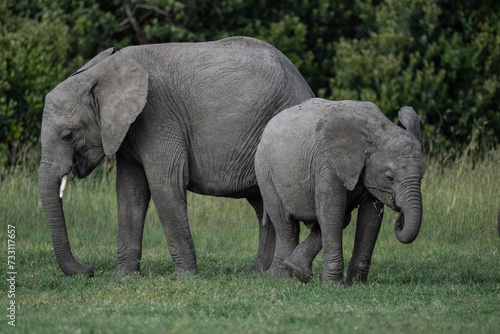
[1,150,499,334]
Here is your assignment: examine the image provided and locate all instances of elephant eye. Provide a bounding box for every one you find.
[61,132,72,142]
[385,171,395,182]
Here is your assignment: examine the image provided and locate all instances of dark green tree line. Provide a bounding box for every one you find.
[1,0,499,166]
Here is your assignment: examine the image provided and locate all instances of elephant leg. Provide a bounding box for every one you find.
[316,181,347,285]
[265,213,299,279]
[246,196,276,273]
[283,223,322,283]
[261,181,299,279]
[154,190,198,277]
[114,154,151,275]
[145,151,198,277]
[346,196,384,286]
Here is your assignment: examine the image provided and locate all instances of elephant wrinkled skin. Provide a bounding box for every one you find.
[38,37,314,277]
[255,98,425,285]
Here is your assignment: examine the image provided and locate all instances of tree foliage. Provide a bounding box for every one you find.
[1,0,499,166]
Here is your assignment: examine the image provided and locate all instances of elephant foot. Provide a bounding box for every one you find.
[322,280,345,287]
[345,273,368,286]
[322,276,345,286]
[265,260,297,281]
[247,256,273,273]
[113,264,140,275]
[242,267,263,277]
[345,278,367,287]
[245,260,271,274]
[282,258,313,283]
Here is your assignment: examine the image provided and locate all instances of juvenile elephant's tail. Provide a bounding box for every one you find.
[262,207,270,227]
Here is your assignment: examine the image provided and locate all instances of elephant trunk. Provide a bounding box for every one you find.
[394,179,423,244]
[38,162,94,276]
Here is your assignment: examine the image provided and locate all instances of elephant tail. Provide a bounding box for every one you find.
[262,207,270,227]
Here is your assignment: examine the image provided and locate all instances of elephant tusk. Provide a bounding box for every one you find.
[59,174,68,198]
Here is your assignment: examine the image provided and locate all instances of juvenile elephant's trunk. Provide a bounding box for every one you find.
[394,179,423,244]
[38,163,94,276]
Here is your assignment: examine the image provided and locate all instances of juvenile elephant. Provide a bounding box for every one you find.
[255,98,425,285]
[38,36,314,276]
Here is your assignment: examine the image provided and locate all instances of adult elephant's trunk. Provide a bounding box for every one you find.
[38,163,94,276]
[394,179,423,244]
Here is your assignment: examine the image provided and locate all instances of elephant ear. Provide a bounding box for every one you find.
[71,47,116,77]
[315,110,368,191]
[398,106,421,141]
[81,51,149,156]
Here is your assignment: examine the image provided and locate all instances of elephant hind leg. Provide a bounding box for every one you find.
[256,164,299,279]
[283,223,322,283]
[265,207,300,279]
[246,196,276,273]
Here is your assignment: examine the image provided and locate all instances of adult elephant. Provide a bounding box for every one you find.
[38,36,314,277]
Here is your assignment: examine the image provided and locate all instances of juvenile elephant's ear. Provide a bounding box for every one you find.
[316,112,368,191]
[82,51,149,156]
[398,106,421,141]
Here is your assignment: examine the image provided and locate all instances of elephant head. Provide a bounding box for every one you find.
[38,48,149,275]
[363,106,425,244]
[326,103,425,244]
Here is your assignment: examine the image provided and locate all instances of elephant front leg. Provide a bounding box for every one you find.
[320,217,345,285]
[114,155,151,275]
[316,182,348,285]
[346,196,384,286]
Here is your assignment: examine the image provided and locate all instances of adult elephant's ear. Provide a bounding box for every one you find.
[71,47,116,76]
[398,106,421,142]
[82,51,149,156]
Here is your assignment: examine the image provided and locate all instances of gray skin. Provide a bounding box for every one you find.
[38,36,314,277]
[255,98,425,285]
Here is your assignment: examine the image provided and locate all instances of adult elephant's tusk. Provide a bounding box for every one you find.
[59,174,68,198]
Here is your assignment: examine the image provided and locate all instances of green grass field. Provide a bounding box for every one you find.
[1,151,499,333]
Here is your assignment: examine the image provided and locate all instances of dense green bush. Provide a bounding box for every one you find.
[1,0,498,166]
[328,0,500,157]
[0,1,95,165]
